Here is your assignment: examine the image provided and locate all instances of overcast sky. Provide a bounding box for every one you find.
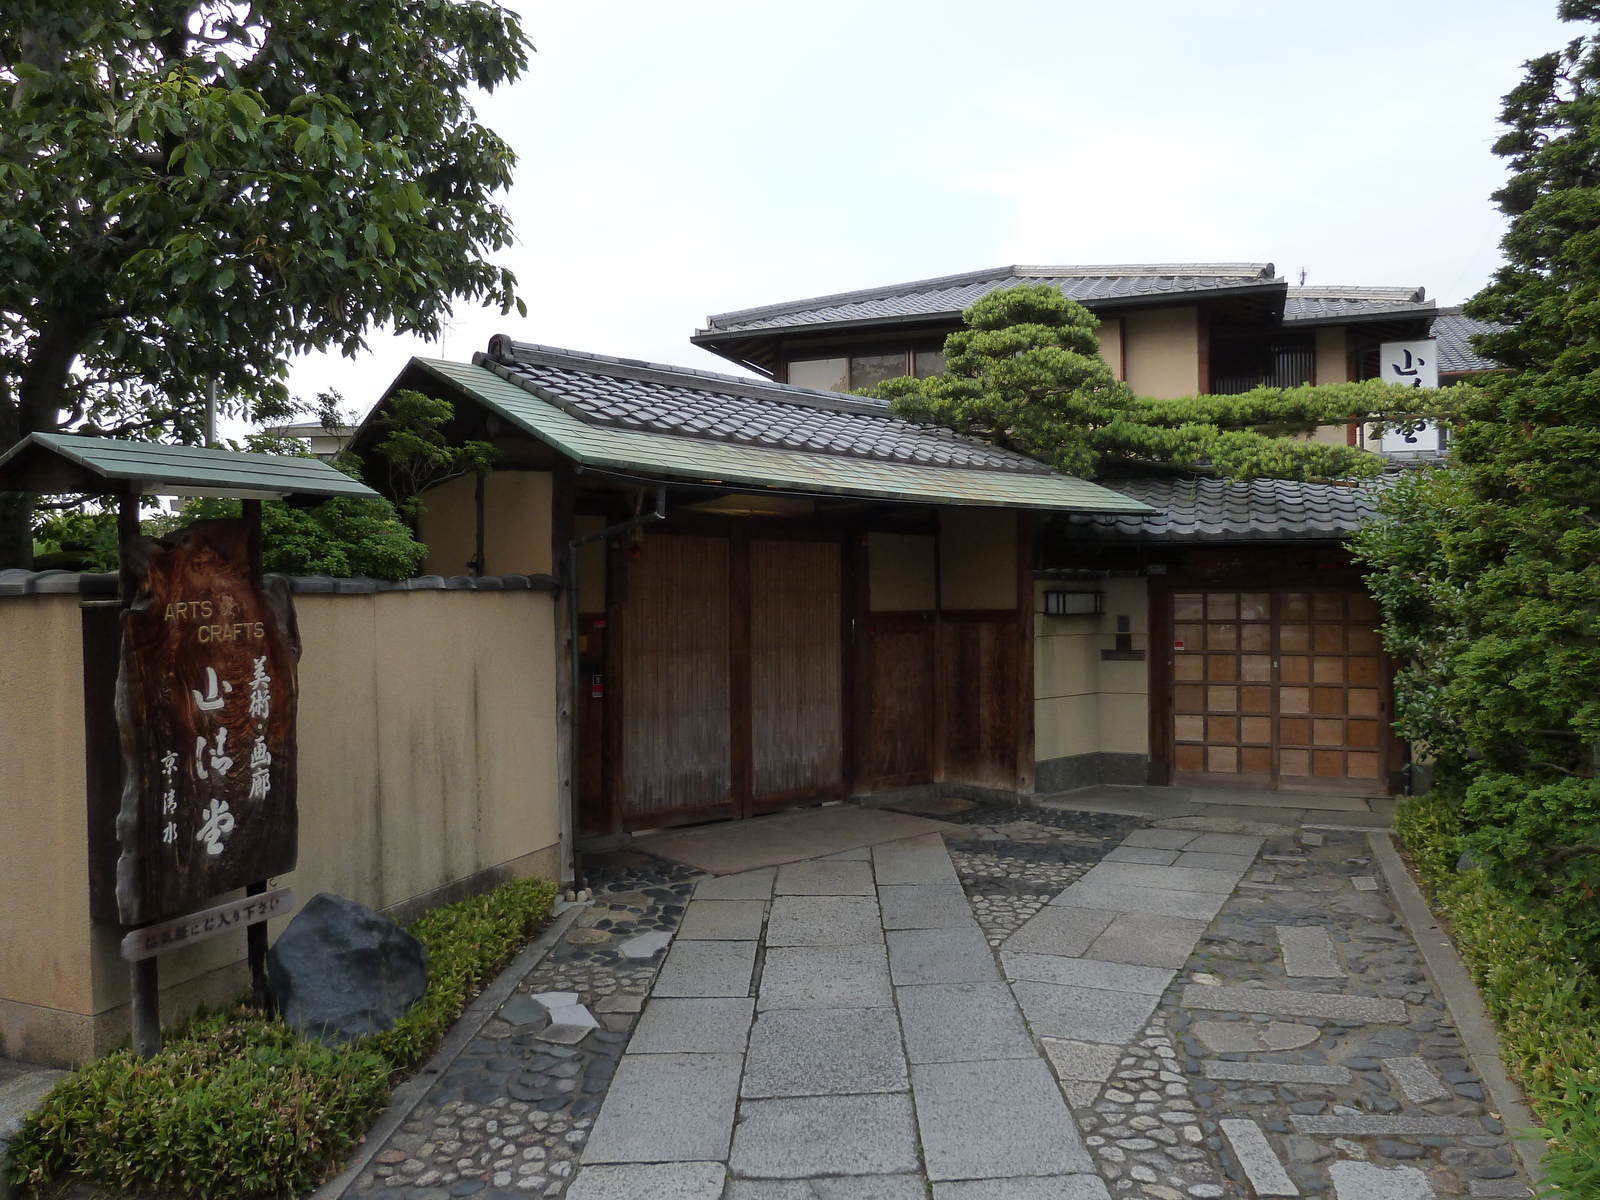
[276,0,1571,426]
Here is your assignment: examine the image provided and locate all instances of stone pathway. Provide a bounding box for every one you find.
[344,790,1538,1200]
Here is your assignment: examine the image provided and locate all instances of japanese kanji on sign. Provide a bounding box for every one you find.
[115,518,301,926]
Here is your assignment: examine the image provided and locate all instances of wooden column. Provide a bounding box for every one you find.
[728,530,753,819]
[603,531,627,835]
[550,461,576,885]
[1014,511,1037,796]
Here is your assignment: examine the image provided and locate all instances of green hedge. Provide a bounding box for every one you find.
[5,875,558,1200]
[1395,795,1600,1196]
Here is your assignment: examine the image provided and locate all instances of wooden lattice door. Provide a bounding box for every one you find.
[1169,589,1388,793]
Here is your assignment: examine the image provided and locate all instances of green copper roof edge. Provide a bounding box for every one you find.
[0,432,379,496]
[411,358,1155,515]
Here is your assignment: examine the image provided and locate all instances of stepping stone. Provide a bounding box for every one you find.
[1384,1057,1452,1103]
[1277,925,1344,978]
[1301,831,1325,846]
[1180,984,1407,1024]
[1290,1115,1481,1136]
[618,930,672,959]
[1467,1183,1529,1197]
[1328,1161,1435,1199]
[1219,1119,1299,1196]
[567,1161,726,1200]
[1120,829,1198,850]
[498,994,550,1028]
[532,991,580,1007]
[1203,1061,1352,1085]
[1353,876,1381,892]
[595,993,645,1014]
[1193,1020,1319,1053]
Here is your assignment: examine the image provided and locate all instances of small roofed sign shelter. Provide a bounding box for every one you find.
[0,433,379,1054]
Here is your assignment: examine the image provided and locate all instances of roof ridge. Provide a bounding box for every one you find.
[1287,285,1426,301]
[702,263,1279,330]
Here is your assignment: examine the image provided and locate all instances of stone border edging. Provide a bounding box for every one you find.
[305,903,588,1200]
[1368,830,1552,1193]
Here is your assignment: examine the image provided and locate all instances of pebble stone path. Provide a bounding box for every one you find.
[345,800,1537,1200]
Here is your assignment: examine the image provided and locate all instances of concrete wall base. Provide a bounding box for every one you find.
[1034,752,1150,794]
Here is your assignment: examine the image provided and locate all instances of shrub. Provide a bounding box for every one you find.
[1396,795,1600,1193]
[5,875,557,1199]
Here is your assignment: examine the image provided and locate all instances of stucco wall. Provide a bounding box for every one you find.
[1123,307,1200,399]
[0,587,560,1066]
[1034,577,1150,773]
[419,470,554,578]
[1096,317,1125,380]
[867,533,936,612]
[939,509,1016,611]
[1314,327,1349,385]
[0,597,93,1061]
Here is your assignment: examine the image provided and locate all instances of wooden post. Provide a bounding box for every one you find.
[119,487,162,1057]
[550,461,576,885]
[1014,511,1037,797]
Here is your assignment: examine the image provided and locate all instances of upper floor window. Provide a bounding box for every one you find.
[786,346,947,393]
[1211,337,1314,395]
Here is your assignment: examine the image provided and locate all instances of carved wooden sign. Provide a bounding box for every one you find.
[120,887,294,961]
[115,519,301,926]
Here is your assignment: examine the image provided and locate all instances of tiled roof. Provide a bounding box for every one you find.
[1062,476,1383,543]
[1431,308,1504,374]
[701,264,1280,335]
[1282,286,1432,324]
[391,347,1153,515]
[486,339,1047,474]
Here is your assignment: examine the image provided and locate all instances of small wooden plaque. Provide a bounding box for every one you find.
[121,887,294,961]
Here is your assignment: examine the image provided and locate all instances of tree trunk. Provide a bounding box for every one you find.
[0,313,86,569]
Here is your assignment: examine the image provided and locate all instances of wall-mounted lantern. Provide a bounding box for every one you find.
[1044,590,1104,617]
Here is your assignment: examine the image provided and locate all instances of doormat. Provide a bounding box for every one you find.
[632,805,952,875]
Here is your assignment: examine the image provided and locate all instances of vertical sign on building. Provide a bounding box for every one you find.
[115,518,300,926]
[1378,339,1443,455]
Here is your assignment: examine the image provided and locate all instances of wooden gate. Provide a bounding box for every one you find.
[610,532,846,830]
[1167,588,1390,793]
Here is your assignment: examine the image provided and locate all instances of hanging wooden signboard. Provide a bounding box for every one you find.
[115,518,301,926]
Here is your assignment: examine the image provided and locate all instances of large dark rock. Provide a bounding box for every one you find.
[268,892,428,1043]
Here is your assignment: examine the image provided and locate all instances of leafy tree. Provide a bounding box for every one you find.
[1356,2,1600,943]
[0,0,532,567]
[366,389,496,527]
[873,285,1439,481]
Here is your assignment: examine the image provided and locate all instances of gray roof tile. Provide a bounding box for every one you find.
[1282,286,1432,324]
[1431,309,1503,374]
[702,264,1279,335]
[487,339,1052,475]
[1064,476,1384,543]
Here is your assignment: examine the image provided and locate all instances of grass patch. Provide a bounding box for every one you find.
[1395,795,1600,1195]
[5,875,558,1200]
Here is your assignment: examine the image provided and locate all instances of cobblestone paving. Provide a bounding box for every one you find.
[352,856,702,1200]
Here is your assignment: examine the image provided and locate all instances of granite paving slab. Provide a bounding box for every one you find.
[1000,951,1174,995]
[1220,1118,1300,1197]
[729,1093,920,1178]
[1288,1114,1483,1135]
[887,925,999,985]
[897,981,1037,1063]
[1172,850,1256,872]
[1202,1060,1352,1084]
[1276,924,1345,977]
[1385,1055,1453,1103]
[1081,912,1211,968]
[757,943,893,1010]
[627,997,754,1055]
[565,1161,726,1200]
[877,883,972,929]
[1010,979,1162,1044]
[1040,1038,1123,1083]
[1002,905,1117,957]
[1077,860,1244,894]
[636,806,949,875]
[676,899,768,940]
[1327,1160,1435,1199]
[741,1007,907,1097]
[912,1058,1094,1180]
[695,867,776,900]
[1052,880,1230,921]
[774,859,875,895]
[1117,828,1200,850]
[651,940,758,998]
[765,895,883,946]
[872,833,962,885]
[1102,845,1180,865]
[932,1179,1113,1200]
[1179,983,1408,1023]
[1183,833,1268,855]
[581,1052,743,1163]
[727,1178,927,1199]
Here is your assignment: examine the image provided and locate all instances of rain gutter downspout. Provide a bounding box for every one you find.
[565,485,667,887]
